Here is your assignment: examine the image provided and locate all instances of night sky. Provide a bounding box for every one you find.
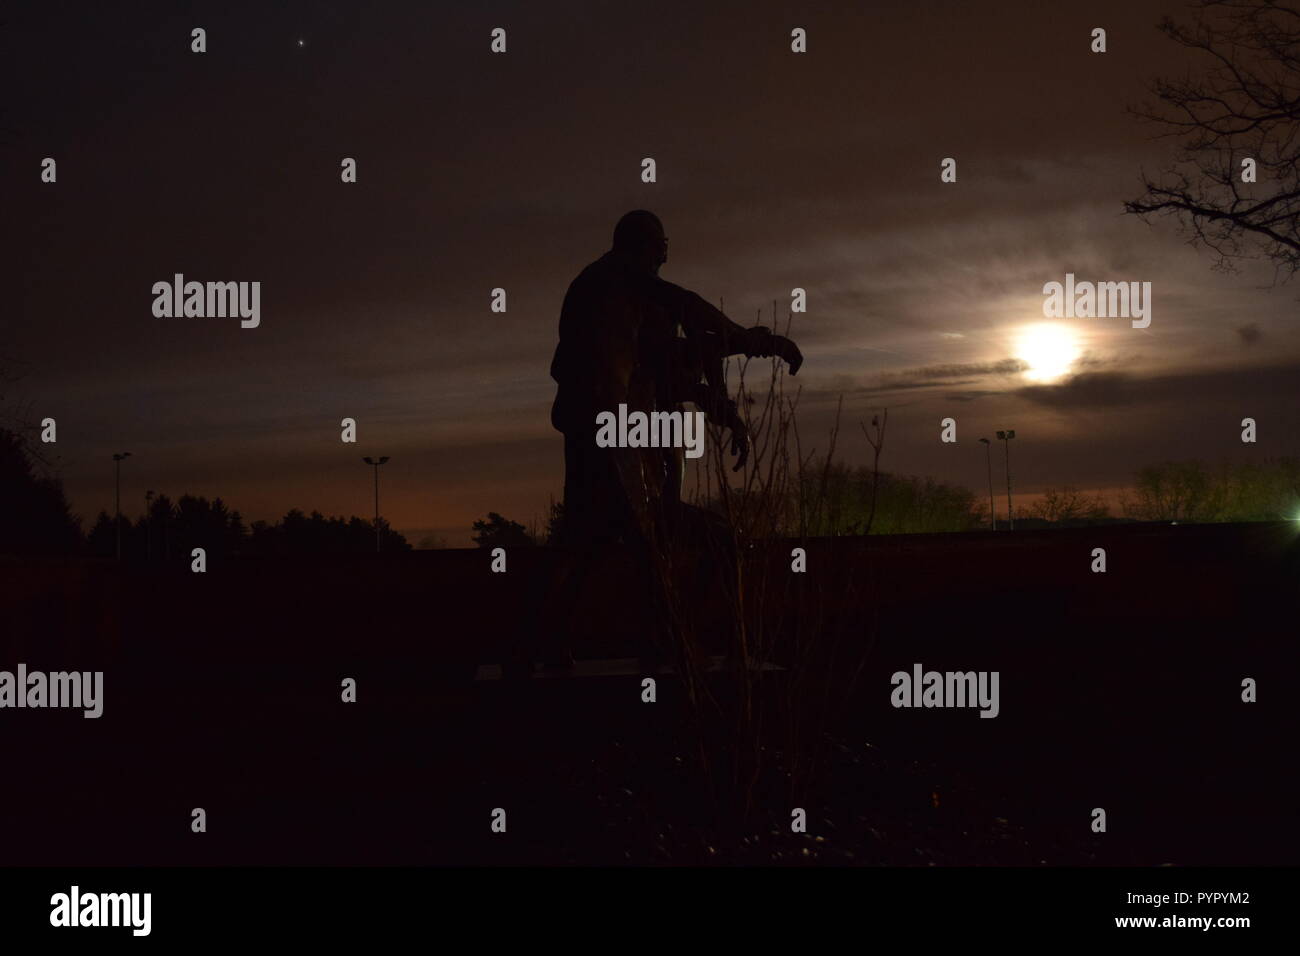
[7,0,1299,545]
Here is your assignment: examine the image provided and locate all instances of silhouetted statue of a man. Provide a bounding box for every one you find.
[550,210,801,546]
[519,210,802,672]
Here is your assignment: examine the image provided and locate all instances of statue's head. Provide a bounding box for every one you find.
[612,210,668,275]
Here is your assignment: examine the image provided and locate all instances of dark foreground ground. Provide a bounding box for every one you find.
[2,521,1297,865]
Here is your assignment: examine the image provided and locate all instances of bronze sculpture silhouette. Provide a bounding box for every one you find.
[516,210,802,673]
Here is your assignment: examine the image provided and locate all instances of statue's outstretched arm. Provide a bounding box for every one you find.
[648,277,803,375]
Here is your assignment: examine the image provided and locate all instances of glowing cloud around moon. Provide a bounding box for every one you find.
[1015,323,1081,384]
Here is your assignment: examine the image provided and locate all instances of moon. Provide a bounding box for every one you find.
[1015,323,1081,384]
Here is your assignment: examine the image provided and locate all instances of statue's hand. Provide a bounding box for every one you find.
[742,327,803,376]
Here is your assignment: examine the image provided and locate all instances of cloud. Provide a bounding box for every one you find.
[858,358,1029,393]
[946,390,1002,402]
[792,357,1032,406]
[908,358,1029,380]
[1015,371,1137,408]
[1016,363,1300,410]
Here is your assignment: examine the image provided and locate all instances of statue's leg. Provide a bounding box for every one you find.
[508,434,602,675]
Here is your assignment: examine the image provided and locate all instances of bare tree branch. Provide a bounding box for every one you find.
[1126,0,1300,281]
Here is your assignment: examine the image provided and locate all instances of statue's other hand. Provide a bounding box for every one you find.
[727,414,749,472]
[770,334,802,376]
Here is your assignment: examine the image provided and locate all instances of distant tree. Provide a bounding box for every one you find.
[471,511,534,548]
[867,473,983,535]
[1220,456,1300,519]
[227,510,246,554]
[345,515,370,552]
[159,494,249,565]
[146,493,176,562]
[1123,460,1226,522]
[1030,486,1111,525]
[780,459,983,536]
[417,533,452,549]
[248,519,274,547]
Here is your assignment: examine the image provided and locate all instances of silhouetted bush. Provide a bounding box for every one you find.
[471,511,535,549]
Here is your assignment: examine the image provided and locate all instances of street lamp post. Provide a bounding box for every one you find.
[113,452,132,560]
[996,430,1016,531]
[362,456,390,553]
[978,438,996,530]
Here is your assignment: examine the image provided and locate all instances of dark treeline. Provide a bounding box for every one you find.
[84,500,411,563]
[0,424,409,560]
